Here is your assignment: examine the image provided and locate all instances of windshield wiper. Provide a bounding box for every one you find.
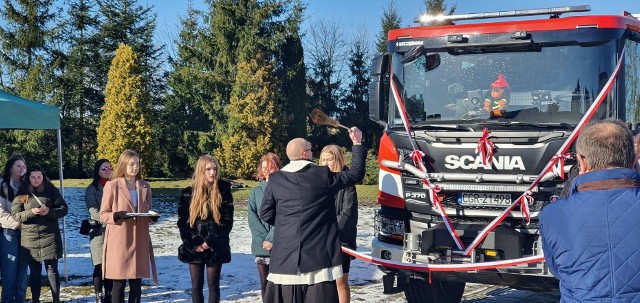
[412,123,475,131]
[481,121,575,130]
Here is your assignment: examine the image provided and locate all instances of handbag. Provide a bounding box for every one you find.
[79,219,102,236]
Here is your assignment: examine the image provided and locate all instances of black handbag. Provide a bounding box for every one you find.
[79,219,102,236]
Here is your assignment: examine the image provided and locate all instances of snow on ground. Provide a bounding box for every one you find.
[53,187,558,302]
[57,188,395,302]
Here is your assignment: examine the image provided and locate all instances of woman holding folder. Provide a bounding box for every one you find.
[99,149,157,303]
[11,167,68,303]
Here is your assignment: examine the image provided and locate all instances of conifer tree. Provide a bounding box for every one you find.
[203,0,305,149]
[161,4,213,176]
[306,19,347,150]
[423,0,457,26]
[0,0,56,78]
[97,44,155,175]
[52,0,102,176]
[276,0,307,140]
[95,0,163,97]
[0,0,59,170]
[424,0,457,15]
[216,54,284,178]
[340,33,381,150]
[376,0,402,54]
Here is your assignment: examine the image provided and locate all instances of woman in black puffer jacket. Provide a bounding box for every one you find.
[177,155,234,303]
[12,167,68,303]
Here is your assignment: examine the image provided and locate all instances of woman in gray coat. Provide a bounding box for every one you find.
[85,159,113,303]
[247,152,281,299]
[12,167,68,303]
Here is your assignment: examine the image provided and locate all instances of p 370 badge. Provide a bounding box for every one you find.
[405,191,427,199]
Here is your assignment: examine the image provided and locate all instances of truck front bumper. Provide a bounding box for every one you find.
[371,237,404,264]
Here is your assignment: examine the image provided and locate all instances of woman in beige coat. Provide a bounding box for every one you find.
[99,150,157,303]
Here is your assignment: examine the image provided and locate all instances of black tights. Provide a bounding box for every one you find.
[257,263,269,298]
[28,259,60,303]
[111,279,142,303]
[189,262,222,303]
[93,265,113,298]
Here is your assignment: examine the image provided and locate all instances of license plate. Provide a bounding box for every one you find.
[458,193,511,206]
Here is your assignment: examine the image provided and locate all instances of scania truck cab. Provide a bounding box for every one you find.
[368,5,640,303]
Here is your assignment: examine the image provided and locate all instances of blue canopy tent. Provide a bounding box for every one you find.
[0,89,68,280]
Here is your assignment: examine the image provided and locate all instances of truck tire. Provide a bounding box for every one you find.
[404,276,465,303]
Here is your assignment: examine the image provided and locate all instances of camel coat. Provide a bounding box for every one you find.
[98,178,157,285]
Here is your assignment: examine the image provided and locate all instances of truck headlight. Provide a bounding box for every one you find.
[374,212,406,243]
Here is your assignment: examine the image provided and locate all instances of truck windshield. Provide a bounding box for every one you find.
[391,40,618,127]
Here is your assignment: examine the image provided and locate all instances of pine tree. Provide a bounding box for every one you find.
[94,0,164,174]
[340,34,381,150]
[0,0,59,171]
[203,0,305,150]
[376,0,402,54]
[274,0,307,140]
[423,0,457,26]
[51,0,102,176]
[97,44,154,175]
[424,0,457,15]
[95,0,163,96]
[161,3,213,176]
[0,0,56,77]
[306,19,347,150]
[216,54,284,178]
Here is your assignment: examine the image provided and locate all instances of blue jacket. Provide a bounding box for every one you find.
[540,168,640,303]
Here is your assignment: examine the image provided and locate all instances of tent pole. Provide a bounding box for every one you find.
[57,129,68,283]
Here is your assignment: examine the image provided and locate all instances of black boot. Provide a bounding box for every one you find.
[104,292,112,303]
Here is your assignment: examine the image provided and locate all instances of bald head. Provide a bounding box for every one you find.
[287,138,312,161]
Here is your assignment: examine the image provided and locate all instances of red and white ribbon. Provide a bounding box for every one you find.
[390,72,465,250]
[476,128,496,167]
[550,153,573,180]
[383,48,624,265]
[462,47,626,256]
[519,191,534,223]
[341,247,545,272]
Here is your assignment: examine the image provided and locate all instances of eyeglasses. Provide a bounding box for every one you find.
[101,166,113,172]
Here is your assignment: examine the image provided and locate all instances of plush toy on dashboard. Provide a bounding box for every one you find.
[484,74,510,117]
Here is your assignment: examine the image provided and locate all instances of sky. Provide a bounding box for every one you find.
[152,0,639,49]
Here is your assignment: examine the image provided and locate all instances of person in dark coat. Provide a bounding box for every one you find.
[260,127,366,303]
[177,154,234,303]
[540,120,640,302]
[11,167,68,303]
[319,145,358,303]
[85,159,114,303]
[0,155,28,303]
[248,152,282,300]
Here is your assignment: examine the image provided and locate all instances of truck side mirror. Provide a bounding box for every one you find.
[369,54,389,125]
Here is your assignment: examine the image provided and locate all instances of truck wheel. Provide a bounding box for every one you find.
[404,276,465,303]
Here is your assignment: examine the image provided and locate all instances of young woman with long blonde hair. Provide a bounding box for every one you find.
[99,149,157,303]
[319,145,358,303]
[177,155,234,303]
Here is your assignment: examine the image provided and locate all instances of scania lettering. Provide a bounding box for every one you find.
[444,155,525,170]
[368,6,640,303]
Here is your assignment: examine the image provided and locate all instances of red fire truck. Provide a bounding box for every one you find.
[368,5,640,302]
